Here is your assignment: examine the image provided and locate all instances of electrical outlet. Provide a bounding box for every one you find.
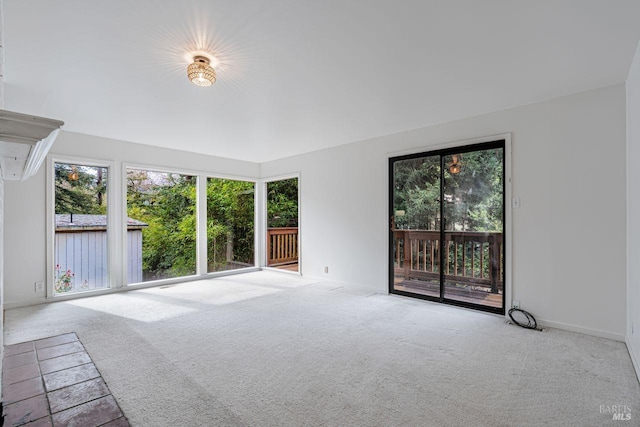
[324,266,329,274]
[512,300,520,309]
[35,281,44,292]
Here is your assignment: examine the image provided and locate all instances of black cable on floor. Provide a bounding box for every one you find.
[508,308,538,330]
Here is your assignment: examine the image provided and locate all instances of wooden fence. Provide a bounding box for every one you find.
[393,229,503,293]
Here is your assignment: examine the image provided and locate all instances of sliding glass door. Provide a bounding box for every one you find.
[390,141,505,313]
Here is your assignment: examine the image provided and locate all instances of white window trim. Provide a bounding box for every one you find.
[46,155,117,299]
[199,175,261,277]
[45,156,262,301]
[122,162,260,288]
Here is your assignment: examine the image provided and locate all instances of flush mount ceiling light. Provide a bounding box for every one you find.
[187,56,216,87]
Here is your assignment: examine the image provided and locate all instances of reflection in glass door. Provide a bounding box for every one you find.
[390,141,505,314]
[442,149,504,309]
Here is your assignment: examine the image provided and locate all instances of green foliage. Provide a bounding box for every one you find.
[59,165,294,281]
[55,163,107,214]
[127,171,197,281]
[443,149,503,232]
[206,178,255,272]
[127,172,258,279]
[393,148,503,232]
[267,178,298,227]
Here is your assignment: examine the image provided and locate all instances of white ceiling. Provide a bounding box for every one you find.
[4,0,640,163]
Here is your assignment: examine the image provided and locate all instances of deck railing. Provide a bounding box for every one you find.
[267,227,298,266]
[393,229,503,293]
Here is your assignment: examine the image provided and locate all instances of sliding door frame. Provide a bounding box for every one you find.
[388,134,512,316]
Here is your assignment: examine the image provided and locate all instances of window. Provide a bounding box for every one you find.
[126,169,197,283]
[207,178,255,272]
[50,159,261,295]
[53,162,109,294]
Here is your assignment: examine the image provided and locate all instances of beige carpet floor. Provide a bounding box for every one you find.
[4,271,639,426]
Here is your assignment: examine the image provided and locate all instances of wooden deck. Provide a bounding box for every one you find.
[393,229,504,294]
[394,278,502,308]
[274,262,298,272]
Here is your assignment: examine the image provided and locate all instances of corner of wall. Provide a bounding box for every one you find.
[1,0,6,398]
[0,0,4,110]
[627,334,640,383]
[0,178,4,397]
[626,39,640,382]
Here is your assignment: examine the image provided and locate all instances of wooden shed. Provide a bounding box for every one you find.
[55,214,147,291]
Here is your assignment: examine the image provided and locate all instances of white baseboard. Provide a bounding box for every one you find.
[305,277,628,341]
[4,297,47,309]
[537,318,625,342]
[3,269,264,309]
[303,275,386,294]
[626,335,640,383]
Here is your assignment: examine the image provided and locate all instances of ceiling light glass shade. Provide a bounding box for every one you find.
[68,166,79,181]
[187,56,216,87]
[448,154,462,174]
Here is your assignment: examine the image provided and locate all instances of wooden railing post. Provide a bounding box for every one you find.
[393,230,502,293]
[403,231,411,280]
[489,234,499,293]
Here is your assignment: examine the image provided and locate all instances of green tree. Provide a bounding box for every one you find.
[55,163,107,214]
[207,178,255,271]
[393,148,503,232]
[126,171,197,280]
[442,149,503,232]
[267,178,298,227]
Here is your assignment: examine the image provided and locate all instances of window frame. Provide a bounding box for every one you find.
[46,155,117,300]
[122,162,260,288]
[261,172,302,275]
[205,176,259,275]
[46,156,262,300]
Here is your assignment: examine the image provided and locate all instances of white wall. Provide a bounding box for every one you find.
[262,84,628,340]
[3,85,629,341]
[3,131,259,306]
[627,42,640,377]
[0,178,4,369]
[1,0,6,394]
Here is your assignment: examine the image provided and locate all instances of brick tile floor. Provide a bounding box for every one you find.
[2,333,129,427]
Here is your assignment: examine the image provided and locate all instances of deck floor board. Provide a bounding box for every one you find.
[394,278,503,308]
